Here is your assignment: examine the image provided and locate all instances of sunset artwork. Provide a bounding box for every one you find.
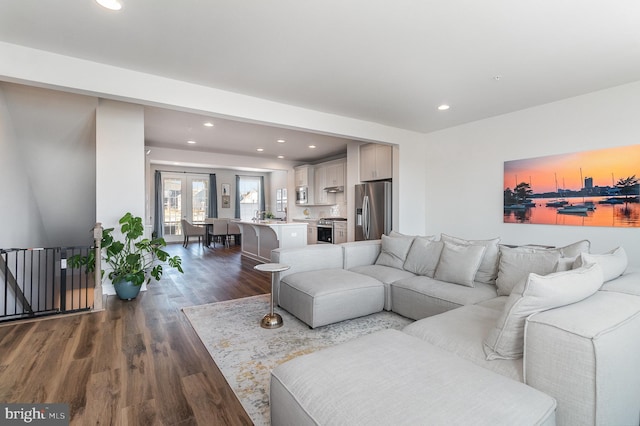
[503,145,640,227]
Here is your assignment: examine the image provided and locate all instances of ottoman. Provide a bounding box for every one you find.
[278,268,385,328]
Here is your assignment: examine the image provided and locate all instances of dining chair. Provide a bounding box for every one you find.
[210,218,230,248]
[180,219,206,247]
[227,222,242,246]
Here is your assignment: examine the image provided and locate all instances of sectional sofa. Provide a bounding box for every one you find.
[269,233,640,425]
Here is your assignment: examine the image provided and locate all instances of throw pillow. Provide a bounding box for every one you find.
[495,246,561,296]
[558,239,591,257]
[574,246,627,282]
[375,234,415,269]
[441,234,500,285]
[483,262,604,360]
[403,238,443,277]
[433,241,486,287]
[554,256,578,272]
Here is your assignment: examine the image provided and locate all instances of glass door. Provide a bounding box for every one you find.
[162,173,209,242]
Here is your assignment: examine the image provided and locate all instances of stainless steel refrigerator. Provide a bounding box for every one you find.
[355,181,391,241]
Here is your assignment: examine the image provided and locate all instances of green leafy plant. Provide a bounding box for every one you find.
[70,212,183,286]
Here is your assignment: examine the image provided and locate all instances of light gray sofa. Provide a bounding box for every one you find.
[270,235,640,425]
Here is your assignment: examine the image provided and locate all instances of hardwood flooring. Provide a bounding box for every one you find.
[0,243,270,425]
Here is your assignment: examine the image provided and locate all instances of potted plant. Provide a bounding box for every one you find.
[70,212,183,300]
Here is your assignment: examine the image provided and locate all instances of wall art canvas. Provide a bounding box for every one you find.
[504,145,640,227]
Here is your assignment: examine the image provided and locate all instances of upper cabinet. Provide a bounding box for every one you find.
[325,163,345,187]
[294,165,313,187]
[359,143,392,181]
[314,160,346,205]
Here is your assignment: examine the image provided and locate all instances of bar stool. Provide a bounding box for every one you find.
[254,263,290,329]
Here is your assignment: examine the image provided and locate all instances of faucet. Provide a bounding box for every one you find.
[253,210,266,221]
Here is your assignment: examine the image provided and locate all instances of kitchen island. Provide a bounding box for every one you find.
[234,220,308,263]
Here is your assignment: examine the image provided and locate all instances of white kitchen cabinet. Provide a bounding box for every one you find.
[307,224,317,244]
[333,221,347,244]
[325,163,345,187]
[359,144,392,181]
[294,165,312,187]
[314,166,328,204]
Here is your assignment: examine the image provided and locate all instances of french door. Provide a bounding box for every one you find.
[162,173,209,242]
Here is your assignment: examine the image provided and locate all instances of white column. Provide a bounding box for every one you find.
[96,99,145,230]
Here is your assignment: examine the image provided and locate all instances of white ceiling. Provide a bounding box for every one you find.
[2,1,640,159]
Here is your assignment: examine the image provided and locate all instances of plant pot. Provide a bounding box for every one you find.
[113,279,142,300]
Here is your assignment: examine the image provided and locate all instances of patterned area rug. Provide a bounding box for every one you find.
[182,294,413,425]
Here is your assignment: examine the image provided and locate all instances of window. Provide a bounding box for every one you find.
[162,174,209,241]
[238,176,262,221]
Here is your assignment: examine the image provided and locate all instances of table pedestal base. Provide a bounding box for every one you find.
[254,263,290,330]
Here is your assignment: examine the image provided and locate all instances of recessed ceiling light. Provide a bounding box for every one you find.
[277,155,285,159]
[187,140,196,144]
[309,145,316,149]
[277,139,286,143]
[203,122,214,127]
[95,0,122,10]
[257,148,264,152]
[437,104,450,111]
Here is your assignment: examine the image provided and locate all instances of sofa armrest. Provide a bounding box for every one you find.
[341,240,382,270]
[524,291,640,426]
[271,245,344,302]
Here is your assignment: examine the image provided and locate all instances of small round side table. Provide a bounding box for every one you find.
[254,263,290,329]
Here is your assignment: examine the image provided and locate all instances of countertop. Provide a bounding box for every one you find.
[233,219,307,226]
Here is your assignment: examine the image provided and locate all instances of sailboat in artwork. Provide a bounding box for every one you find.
[558,168,591,214]
[546,173,569,207]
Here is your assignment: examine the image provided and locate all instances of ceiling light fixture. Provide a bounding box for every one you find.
[95,0,122,11]
[203,122,214,127]
[438,104,450,111]
[309,145,316,149]
[257,148,264,152]
[277,155,285,159]
[277,139,285,143]
[187,140,196,144]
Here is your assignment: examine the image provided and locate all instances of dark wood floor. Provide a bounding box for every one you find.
[0,243,270,425]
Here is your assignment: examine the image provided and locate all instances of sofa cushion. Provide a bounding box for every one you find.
[403,237,442,277]
[434,241,486,287]
[600,266,640,296]
[271,329,556,426]
[391,276,498,320]
[341,240,381,270]
[574,246,627,282]
[441,234,500,285]
[484,262,604,360]
[495,246,561,296]
[403,302,523,382]
[375,234,414,269]
[350,264,416,310]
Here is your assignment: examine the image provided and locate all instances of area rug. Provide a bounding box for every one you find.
[182,294,413,425]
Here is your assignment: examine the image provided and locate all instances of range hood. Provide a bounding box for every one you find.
[324,186,344,193]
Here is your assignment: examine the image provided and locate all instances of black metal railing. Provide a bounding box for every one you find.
[0,246,94,323]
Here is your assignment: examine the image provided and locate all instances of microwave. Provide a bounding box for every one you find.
[296,186,308,204]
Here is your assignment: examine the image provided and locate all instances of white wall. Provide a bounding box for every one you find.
[423,81,640,265]
[96,100,145,230]
[0,86,35,247]
[0,83,96,248]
